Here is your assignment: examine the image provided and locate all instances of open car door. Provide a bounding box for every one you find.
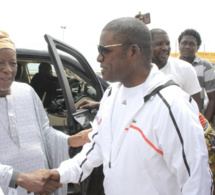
[44,34,104,135]
[44,34,105,195]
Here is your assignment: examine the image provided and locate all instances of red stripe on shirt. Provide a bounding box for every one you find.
[98,118,102,125]
[127,125,163,155]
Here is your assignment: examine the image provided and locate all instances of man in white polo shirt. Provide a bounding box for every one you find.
[150,28,202,110]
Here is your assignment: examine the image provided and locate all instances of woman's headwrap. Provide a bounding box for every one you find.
[0,30,16,51]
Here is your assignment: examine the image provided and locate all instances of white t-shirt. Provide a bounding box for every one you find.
[111,82,145,149]
[160,57,201,95]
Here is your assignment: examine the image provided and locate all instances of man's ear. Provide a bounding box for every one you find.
[131,44,140,56]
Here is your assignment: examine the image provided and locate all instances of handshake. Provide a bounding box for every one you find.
[16,169,62,195]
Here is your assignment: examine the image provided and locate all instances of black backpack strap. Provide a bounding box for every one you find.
[107,87,112,97]
[144,80,178,103]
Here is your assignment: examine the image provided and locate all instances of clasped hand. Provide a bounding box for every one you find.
[17,169,61,195]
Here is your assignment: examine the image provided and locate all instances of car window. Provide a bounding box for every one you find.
[24,60,98,111]
[63,66,97,106]
[27,63,56,75]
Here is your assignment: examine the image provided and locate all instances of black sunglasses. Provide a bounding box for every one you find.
[97,44,123,58]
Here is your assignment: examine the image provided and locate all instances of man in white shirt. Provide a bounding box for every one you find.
[40,17,212,195]
[150,28,202,110]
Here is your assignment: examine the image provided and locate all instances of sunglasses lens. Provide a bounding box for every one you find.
[98,45,101,53]
[98,45,105,58]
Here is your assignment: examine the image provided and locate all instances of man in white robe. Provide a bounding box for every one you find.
[0,82,68,195]
[0,30,91,195]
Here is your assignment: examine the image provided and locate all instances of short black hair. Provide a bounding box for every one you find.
[150,28,168,39]
[39,62,51,74]
[102,17,152,68]
[178,29,202,47]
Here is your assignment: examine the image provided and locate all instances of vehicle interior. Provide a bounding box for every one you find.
[15,49,106,135]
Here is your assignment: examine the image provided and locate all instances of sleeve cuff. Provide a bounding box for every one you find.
[9,170,20,188]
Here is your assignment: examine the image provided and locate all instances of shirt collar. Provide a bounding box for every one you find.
[192,55,201,64]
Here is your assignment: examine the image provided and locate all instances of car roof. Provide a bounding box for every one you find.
[16,48,109,90]
[16,48,82,70]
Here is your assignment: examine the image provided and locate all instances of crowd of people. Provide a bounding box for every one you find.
[79,26,215,123]
[0,12,215,195]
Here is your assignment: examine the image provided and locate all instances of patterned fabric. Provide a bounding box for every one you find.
[199,113,215,194]
[0,30,15,51]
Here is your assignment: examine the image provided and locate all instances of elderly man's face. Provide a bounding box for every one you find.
[0,48,17,96]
